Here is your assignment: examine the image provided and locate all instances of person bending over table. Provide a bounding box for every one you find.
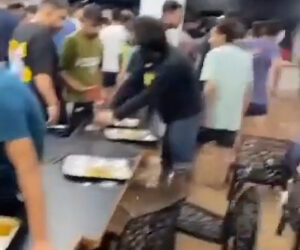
[0,69,51,250]
[96,16,201,172]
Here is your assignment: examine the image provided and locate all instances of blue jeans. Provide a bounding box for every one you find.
[162,114,200,171]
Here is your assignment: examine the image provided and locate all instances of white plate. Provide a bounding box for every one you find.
[84,124,101,132]
[0,217,20,250]
[103,128,158,142]
[62,155,133,180]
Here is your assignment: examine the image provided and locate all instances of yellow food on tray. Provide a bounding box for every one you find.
[86,166,114,179]
[0,218,19,236]
[122,130,140,139]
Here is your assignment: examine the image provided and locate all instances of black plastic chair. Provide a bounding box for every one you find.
[99,200,182,250]
[177,186,260,250]
[276,181,300,250]
[227,136,291,200]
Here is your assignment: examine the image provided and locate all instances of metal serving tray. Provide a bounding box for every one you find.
[62,155,133,181]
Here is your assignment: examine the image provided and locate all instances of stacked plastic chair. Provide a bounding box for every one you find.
[99,200,182,250]
[177,186,260,250]
[275,140,300,249]
[227,135,291,200]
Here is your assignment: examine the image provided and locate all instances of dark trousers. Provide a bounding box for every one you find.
[68,102,93,134]
[0,168,22,216]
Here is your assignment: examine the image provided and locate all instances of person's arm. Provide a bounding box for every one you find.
[200,51,217,99]
[111,68,143,109]
[114,67,173,120]
[243,83,253,114]
[243,57,254,114]
[96,68,171,126]
[30,33,59,124]
[34,74,59,108]
[270,58,283,96]
[203,81,217,96]
[5,139,50,250]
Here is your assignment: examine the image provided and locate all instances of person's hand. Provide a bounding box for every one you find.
[32,240,54,250]
[47,105,60,125]
[84,85,102,102]
[95,109,115,127]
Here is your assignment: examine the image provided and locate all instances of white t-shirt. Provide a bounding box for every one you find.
[166,28,180,47]
[201,45,253,131]
[100,24,129,73]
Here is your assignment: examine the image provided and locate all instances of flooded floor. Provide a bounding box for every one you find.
[178,68,300,250]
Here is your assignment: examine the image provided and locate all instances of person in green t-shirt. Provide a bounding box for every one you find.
[61,4,103,103]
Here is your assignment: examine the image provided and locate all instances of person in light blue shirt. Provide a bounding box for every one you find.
[199,18,253,148]
[197,18,253,188]
[53,18,76,54]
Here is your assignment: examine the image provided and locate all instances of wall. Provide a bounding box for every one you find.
[140,0,186,18]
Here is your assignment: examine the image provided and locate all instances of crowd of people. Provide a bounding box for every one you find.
[0,0,291,249]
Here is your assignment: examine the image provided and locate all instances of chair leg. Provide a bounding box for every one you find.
[222,240,228,250]
[225,164,234,184]
[227,169,238,200]
[293,233,300,250]
[98,232,119,250]
[276,211,287,236]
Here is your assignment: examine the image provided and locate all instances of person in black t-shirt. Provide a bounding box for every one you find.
[10,0,68,125]
[96,17,201,172]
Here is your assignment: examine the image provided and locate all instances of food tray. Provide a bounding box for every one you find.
[47,125,70,137]
[103,128,158,142]
[0,217,21,250]
[113,118,140,128]
[85,119,140,132]
[62,155,133,181]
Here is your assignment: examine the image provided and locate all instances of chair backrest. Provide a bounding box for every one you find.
[224,186,260,250]
[177,202,224,244]
[237,135,291,169]
[287,181,300,233]
[116,200,182,250]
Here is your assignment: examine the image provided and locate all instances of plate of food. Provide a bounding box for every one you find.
[0,217,21,250]
[103,128,158,142]
[62,155,133,181]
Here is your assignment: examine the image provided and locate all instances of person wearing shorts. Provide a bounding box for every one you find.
[102,71,118,87]
[197,128,237,148]
[197,19,253,187]
[199,19,253,147]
